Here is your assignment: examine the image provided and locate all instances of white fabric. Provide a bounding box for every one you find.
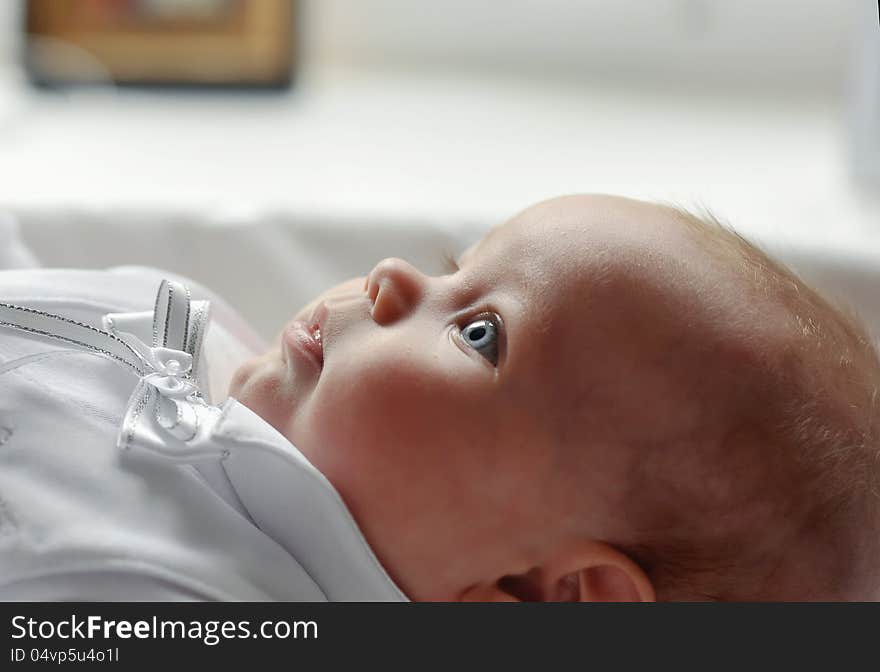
[0,212,39,270]
[0,267,408,601]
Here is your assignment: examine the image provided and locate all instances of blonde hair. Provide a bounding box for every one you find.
[622,206,880,600]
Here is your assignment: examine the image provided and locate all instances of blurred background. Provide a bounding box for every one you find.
[0,0,878,339]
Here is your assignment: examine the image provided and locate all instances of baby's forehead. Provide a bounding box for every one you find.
[482,196,759,387]
[473,196,693,262]
[470,197,712,304]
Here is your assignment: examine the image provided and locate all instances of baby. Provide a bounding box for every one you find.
[231,194,880,601]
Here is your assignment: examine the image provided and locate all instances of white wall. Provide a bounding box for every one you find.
[851,1,880,185]
[302,0,859,92]
[0,1,861,91]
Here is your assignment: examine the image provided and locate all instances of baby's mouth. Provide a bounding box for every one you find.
[307,301,330,363]
[310,322,324,363]
[282,319,324,370]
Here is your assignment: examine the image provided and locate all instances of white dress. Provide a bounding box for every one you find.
[0,266,407,602]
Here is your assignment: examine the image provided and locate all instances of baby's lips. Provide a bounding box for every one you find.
[282,320,323,370]
[309,301,329,340]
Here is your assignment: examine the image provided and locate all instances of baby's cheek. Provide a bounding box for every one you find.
[305,363,438,475]
[302,367,453,527]
[310,367,393,452]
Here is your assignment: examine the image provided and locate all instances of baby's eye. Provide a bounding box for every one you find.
[460,315,500,366]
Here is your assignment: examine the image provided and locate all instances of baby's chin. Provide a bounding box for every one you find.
[228,315,298,396]
[228,350,285,410]
[227,354,266,404]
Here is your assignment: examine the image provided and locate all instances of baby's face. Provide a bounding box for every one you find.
[229,195,719,599]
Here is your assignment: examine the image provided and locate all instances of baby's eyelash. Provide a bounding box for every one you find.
[439,250,461,274]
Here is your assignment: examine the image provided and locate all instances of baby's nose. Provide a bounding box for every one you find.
[366,257,427,325]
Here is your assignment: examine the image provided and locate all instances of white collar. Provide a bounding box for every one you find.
[0,279,408,601]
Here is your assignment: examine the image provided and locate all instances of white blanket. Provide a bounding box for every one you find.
[0,213,39,270]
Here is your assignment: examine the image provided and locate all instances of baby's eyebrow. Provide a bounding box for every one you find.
[457,245,475,266]
[439,249,461,273]
[459,223,503,266]
[481,223,505,246]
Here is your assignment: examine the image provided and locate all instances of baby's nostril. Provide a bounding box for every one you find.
[366,276,380,304]
[371,282,385,312]
[369,281,404,325]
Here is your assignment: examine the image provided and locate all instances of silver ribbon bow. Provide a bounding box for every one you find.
[0,279,223,462]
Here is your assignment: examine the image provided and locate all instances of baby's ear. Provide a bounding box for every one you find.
[459,541,656,602]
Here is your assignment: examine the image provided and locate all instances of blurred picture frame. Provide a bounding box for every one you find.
[25,0,294,88]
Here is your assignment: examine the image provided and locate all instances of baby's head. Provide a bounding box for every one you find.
[230,195,880,601]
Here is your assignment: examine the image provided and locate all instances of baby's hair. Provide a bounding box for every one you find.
[623,204,880,600]
[673,204,880,450]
